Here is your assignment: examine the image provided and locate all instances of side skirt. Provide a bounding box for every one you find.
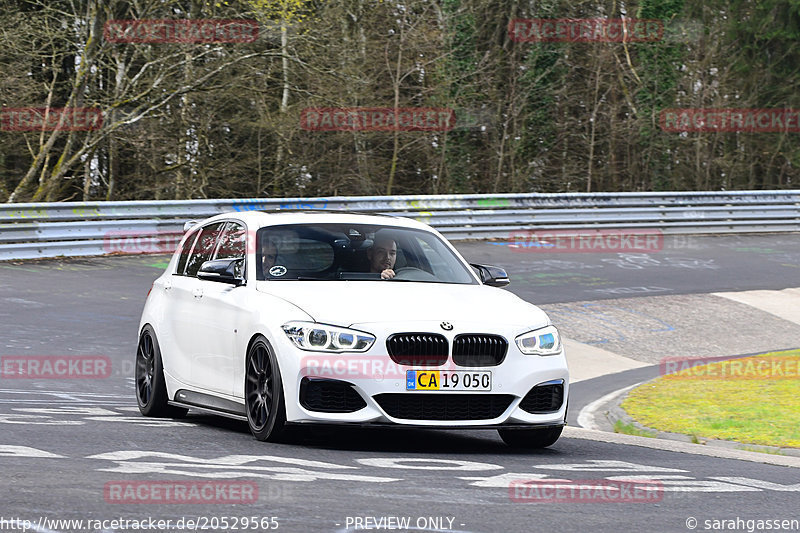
[170,389,247,421]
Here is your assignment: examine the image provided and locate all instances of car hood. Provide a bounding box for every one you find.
[255,281,549,329]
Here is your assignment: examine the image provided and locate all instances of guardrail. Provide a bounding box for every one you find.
[1,191,798,260]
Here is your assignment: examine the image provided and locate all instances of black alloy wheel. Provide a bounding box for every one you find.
[135,325,187,418]
[245,336,287,441]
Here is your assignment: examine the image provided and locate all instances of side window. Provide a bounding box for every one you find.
[184,222,225,277]
[214,222,246,261]
[214,222,247,278]
[256,228,334,280]
[175,230,200,275]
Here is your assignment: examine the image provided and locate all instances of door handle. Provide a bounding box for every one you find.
[164,280,172,291]
[193,287,203,299]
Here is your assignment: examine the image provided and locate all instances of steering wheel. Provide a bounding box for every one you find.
[392,267,438,282]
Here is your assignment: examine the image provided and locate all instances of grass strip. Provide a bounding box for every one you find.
[621,349,800,448]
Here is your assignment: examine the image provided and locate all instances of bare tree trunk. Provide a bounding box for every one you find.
[587,60,607,193]
[493,118,508,193]
[347,1,369,186]
[272,21,291,195]
[104,52,126,201]
[7,72,61,202]
[383,1,416,196]
[105,132,118,200]
[83,153,93,200]
[175,53,192,200]
[40,0,102,202]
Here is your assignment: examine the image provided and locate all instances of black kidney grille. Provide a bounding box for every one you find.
[374,393,514,421]
[452,334,508,367]
[386,333,449,366]
[519,382,564,414]
[299,377,367,413]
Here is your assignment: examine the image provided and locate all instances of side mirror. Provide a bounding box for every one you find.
[470,263,510,287]
[197,258,244,286]
[183,220,200,232]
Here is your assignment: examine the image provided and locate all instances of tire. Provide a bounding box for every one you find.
[245,336,288,442]
[135,325,188,418]
[498,426,563,449]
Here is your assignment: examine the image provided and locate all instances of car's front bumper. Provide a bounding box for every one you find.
[276,321,570,428]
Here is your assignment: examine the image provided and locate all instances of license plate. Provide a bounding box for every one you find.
[406,371,492,391]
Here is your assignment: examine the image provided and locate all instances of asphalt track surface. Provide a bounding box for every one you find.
[1,233,799,533]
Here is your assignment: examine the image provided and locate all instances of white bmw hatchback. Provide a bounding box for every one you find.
[136,211,569,448]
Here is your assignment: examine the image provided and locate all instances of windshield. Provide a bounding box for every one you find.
[255,223,477,284]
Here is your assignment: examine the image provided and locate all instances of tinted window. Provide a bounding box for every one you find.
[255,223,476,284]
[184,222,225,277]
[213,222,247,278]
[257,227,335,279]
[175,230,199,275]
[215,222,246,260]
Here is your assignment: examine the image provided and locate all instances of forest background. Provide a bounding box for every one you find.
[1,0,798,203]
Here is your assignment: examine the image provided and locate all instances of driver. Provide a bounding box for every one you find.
[367,236,397,279]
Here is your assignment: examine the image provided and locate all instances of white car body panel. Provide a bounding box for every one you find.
[254,281,550,327]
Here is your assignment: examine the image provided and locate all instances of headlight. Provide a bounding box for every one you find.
[515,325,561,356]
[282,321,375,352]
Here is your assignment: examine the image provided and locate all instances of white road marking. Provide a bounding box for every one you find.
[710,477,800,491]
[576,381,644,430]
[459,473,558,487]
[50,393,84,402]
[0,406,192,427]
[15,407,119,416]
[0,414,85,425]
[0,400,131,405]
[83,416,194,427]
[605,475,760,492]
[1,444,797,495]
[533,460,686,473]
[356,458,502,471]
[460,468,790,493]
[96,461,400,482]
[86,450,400,483]
[0,389,129,398]
[0,445,63,458]
[87,450,359,469]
